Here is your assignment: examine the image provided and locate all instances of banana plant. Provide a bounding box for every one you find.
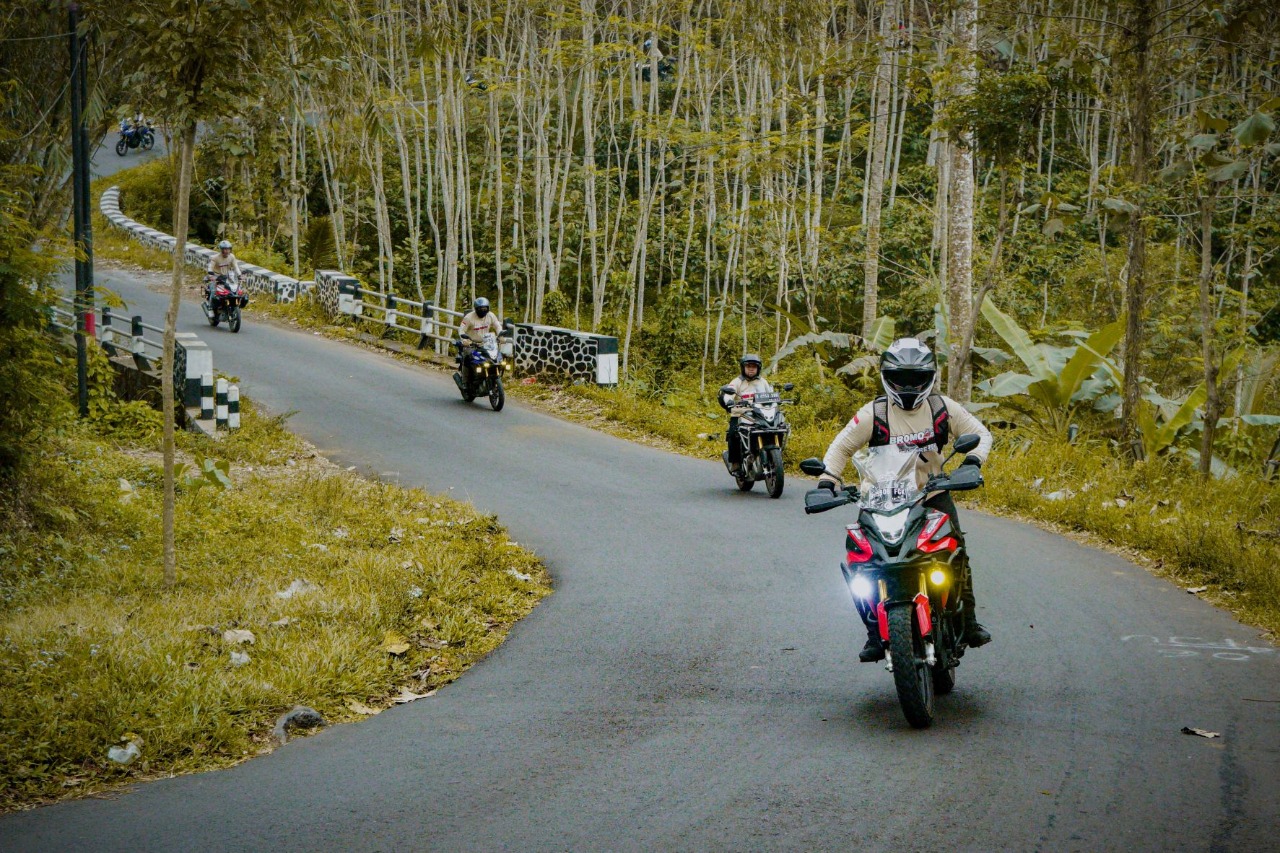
[974,299,1125,434]
[768,315,896,379]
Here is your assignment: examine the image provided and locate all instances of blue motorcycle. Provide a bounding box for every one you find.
[453,327,513,411]
[114,120,154,156]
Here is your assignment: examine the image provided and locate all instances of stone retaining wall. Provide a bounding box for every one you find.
[100,186,315,304]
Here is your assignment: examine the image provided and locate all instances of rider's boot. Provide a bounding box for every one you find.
[960,567,992,647]
[858,620,885,662]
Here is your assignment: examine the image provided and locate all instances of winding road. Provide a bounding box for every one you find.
[3,258,1278,851]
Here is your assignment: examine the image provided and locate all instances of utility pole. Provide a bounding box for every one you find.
[69,2,94,417]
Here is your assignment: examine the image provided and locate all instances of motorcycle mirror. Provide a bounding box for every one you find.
[782,383,794,391]
[718,385,735,397]
[798,458,827,477]
[503,319,515,331]
[952,433,981,454]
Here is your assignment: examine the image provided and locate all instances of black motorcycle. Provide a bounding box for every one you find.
[453,326,513,411]
[201,273,249,333]
[720,383,794,498]
[114,120,155,156]
[800,434,983,728]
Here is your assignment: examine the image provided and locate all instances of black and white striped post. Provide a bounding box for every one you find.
[201,373,214,420]
[215,378,228,429]
[228,384,240,430]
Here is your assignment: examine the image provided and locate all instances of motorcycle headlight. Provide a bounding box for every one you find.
[849,574,874,600]
[929,568,947,586]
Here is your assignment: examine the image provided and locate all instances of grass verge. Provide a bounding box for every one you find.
[0,400,550,811]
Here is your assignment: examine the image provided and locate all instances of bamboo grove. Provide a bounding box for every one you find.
[5,0,1280,473]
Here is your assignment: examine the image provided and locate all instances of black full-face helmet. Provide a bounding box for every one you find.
[740,353,762,380]
[474,297,490,318]
[880,338,936,411]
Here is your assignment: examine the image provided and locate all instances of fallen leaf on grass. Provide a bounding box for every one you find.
[346,699,380,716]
[229,651,251,667]
[1181,727,1220,738]
[391,687,436,704]
[382,631,411,656]
[269,617,293,628]
[222,629,255,645]
[1186,586,1208,595]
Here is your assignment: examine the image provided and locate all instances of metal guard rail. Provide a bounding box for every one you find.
[49,294,167,370]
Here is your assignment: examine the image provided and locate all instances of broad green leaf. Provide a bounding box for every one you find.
[1159,160,1192,182]
[1261,96,1280,113]
[1232,112,1275,146]
[1055,317,1126,407]
[1241,414,1280,426]
[1207,160,1250,182]
[1266,143,1280,157]
[975,371,1037,397]
[971,346,1013,365]
[1153,384,1207,452]
[1196,110,1230,134]
[1043,217,1065,237]
[980,300,1056,383]
[866,316,895,351]
[1188,133,1218,150]
[768,331,850,371]
[1102,197,1138,215]
[1017,202,1041,216]
[1200,150,1233,168]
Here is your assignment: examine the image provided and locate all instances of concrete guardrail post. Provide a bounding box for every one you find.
[130,315,150,370]
[201,373,214,420]
[228,384,240,430]
[175,333,211,408]
[215,378,228,429]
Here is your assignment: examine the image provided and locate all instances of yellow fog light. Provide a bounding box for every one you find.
[930,569,947,585]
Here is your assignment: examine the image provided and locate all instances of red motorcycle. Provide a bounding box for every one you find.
[202,273,248,333]
[800,433,983,728]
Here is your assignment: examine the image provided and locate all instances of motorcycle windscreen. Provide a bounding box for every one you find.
[853,444,926,511]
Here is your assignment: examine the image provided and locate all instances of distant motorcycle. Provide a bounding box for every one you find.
[201,273,248,333]
[454,327,513,411]
[800,433,984,729]
[114,120,154,156]
[719,383,794,498]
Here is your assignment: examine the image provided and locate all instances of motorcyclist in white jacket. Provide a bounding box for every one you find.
[720,354,772,476]
[457,297,503,386]
[818,338,994,662]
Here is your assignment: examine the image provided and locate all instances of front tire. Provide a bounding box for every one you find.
[488,374,505,411]
[141,131,155,151]
[115,138,128,156]
[764,446,784,498]
[228,306,242,333]
[735,453,755,491]
[888,605,935,728]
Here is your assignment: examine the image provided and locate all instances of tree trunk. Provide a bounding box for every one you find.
[161,120,196,588]
[861,0,897,338]
[1120,0,1154,458]
[1197,193,1219,479]
[946,0,977,401]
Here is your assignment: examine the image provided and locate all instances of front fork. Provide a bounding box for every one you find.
[873,576,935,672]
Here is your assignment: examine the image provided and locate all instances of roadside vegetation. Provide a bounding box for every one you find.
[101,159,1280,640]
[0,372,549,811]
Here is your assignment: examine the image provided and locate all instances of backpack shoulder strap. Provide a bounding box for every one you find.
[928,394,950,448]
[870,396,891,447]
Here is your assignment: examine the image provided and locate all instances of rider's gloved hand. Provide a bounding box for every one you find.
[817,478,838,493]
[962,455,982,468]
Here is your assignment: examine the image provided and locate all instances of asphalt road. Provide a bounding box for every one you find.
[3,269,1278,852]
